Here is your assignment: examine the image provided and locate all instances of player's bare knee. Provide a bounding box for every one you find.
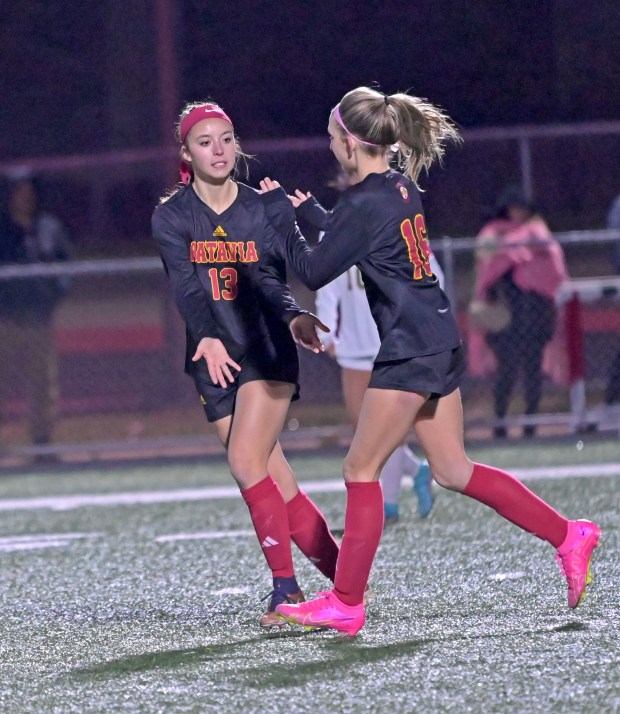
[343,456,375,483]
[430,462,473,491]
[228,453,267,487]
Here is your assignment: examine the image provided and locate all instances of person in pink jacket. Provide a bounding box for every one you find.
[471,187,568,438]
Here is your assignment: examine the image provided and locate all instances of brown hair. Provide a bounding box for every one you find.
[334,86,461,188]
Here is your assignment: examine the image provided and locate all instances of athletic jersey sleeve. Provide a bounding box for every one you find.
[262,188,370,291]
[296,197,328,230]
[151,208,223,343]
[255,218,307,324]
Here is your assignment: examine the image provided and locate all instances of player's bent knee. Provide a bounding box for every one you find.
[342,457,377,483]
[431,464,472,491]
[228,454,269,488]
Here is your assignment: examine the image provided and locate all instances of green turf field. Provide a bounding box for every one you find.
[0,440,618,713]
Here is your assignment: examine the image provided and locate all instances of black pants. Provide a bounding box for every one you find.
[486,292,556,421]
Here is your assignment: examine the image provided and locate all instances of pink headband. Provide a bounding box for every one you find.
[179,104,234,184]
[180,105,234,144]
[333,105,382,147]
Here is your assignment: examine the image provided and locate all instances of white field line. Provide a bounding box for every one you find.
[0,532,102,544]
[0,463,617,513]
[511,463,620,481]
[155,530,255,543]
[0,541,72,552]
[0,481,343,513]
[0,532,102,552]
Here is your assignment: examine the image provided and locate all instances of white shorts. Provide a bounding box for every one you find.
[337,356,376,372]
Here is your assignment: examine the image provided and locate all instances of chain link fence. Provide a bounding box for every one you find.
[0,230,618,464]
[1,124,619,463]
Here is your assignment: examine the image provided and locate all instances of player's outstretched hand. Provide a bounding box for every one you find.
[192,337,241,388]
[289,189,312,208]
[289,313,330,354]
[259,177,281,193]
[259,177,311,207]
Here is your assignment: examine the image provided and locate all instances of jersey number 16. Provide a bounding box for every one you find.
[400,215,432,280]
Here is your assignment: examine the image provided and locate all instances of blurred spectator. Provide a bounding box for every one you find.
[0,175,72,448]
[469,186,568,438]
[604,192,620,404]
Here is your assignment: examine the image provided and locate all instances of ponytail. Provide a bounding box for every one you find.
[388,93,461,186]
[335,87,461,188]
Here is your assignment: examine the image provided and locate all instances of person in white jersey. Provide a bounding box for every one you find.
[315,171,444,523]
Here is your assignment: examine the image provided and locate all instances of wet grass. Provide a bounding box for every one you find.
[0,445,617,713]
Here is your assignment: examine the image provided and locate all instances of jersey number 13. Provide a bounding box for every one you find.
[208,267,238,300]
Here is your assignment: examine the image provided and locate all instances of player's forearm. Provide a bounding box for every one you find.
[153,225,224,343]
[173,285,224,343]
[257,277,307,325]
[262,188,360,290]
[283,226,341,291]
[296,197,328,230]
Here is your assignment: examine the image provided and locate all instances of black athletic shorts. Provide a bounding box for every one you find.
[192,338,300,423]
[368,345,466,399]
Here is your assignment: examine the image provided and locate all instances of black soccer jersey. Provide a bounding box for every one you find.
[152,182,304,376]
[262,169,461,361]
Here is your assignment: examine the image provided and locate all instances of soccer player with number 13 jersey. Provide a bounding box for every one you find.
[152,102,340,628]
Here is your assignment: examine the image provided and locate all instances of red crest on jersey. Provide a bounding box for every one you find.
[397,183,409,201]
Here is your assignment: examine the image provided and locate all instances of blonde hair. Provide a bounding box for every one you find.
[334,86,461,188]
[159,100,251,203]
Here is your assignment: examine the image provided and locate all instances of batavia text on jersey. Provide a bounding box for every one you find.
[190,240,259,264]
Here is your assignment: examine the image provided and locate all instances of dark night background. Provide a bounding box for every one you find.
[0,2,619,451]
[1,1,619,242]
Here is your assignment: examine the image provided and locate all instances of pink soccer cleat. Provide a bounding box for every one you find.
[555,519,601,608]
[276,590,365,636]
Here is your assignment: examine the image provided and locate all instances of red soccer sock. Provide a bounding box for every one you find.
[463,462,568,547]
[241,476,295,578]
[286,490,339,582]
[333,481,384,606]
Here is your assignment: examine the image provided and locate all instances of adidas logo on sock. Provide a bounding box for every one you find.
[261,536,279,548]
[212,225,227,237]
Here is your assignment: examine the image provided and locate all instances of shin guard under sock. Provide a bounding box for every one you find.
[334,481,384,606]
[241,476,295,578]
[286,490,339,582]
[463,462,568,547]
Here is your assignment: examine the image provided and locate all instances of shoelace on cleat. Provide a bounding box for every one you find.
[260,589,299,612]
